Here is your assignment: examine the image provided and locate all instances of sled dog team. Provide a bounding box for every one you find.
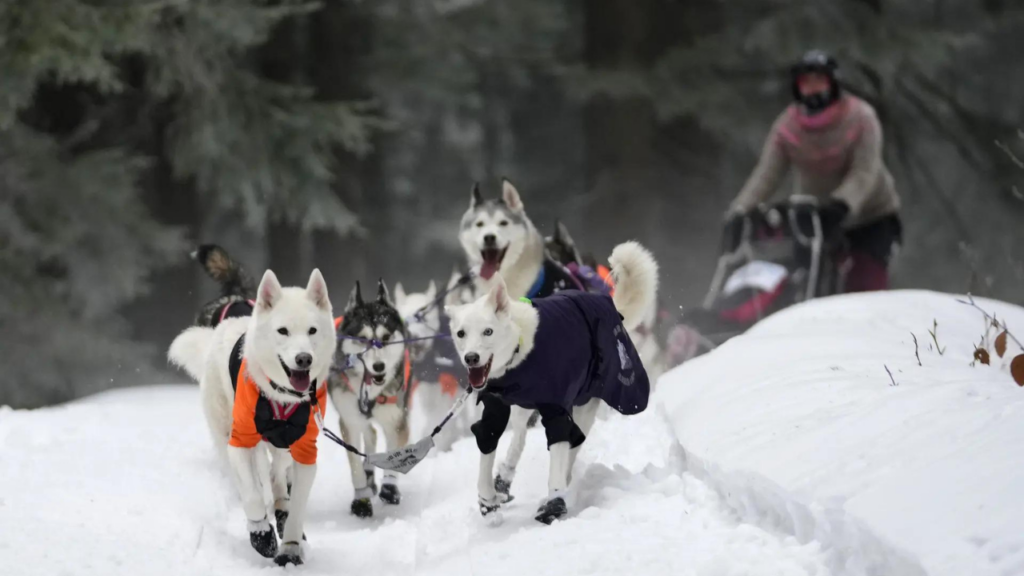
[168,179,660,565]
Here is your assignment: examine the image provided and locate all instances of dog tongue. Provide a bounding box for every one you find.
[479,249,502,280]
[289,371,311,392]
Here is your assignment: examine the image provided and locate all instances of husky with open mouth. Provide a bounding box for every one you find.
[169,258,336,566]
[459,179,580,299]
[328,280,412,518]
[447,241,659,524]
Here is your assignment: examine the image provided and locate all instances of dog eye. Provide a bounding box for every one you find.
[456,330,465,338]
[483,328,493,336]
[499,220,508,227]
[277,328,289,336]
[308,327,317,335]
[475,221,484,228]
[381,334,391,342]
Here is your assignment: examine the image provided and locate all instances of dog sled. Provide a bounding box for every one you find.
[667,196,849,366]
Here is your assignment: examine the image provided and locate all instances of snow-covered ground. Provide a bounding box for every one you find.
[3,289,1020,575]
[1,387,828,576]
[659,290,1024,576]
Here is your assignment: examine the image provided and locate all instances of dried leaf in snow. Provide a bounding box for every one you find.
[974,348,990,365]
[1012,355,1024,386]
[995,331,1008,358]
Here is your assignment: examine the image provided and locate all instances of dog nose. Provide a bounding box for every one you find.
[464,352,480,366]
[295,353,313,370]
[483,234,496,246]
[372,361,386,373]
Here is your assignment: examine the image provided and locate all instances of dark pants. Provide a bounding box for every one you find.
[844,215,902,292]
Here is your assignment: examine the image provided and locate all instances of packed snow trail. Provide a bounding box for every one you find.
[0,385,830,576]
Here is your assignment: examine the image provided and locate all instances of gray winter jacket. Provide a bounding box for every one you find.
[731,95,900,229]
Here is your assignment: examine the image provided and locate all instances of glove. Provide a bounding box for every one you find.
[722,211,746,252]
[819,200,850,226]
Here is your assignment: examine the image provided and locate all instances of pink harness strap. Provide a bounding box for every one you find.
[219,299,257,325]
[270,399,301,420]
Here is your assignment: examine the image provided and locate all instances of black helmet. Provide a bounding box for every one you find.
[790,50,841,114]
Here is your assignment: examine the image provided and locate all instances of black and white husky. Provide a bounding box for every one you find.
[446,241,659,523]
[459,179,579,298]
[169,251,336,566]
[328,280,411,518]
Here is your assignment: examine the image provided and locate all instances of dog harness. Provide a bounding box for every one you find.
[335,350,413,410]
[527,259,585,299]
[565,262,615,296]
[218,299,256,325]
[227,336,326,465]
[408,311,462,398]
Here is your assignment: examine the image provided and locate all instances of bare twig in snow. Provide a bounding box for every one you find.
[193,525,204,557]
[911,333,922,366]
[885,365,898,387]
[956,295,1024,350]
[929,319,946,356]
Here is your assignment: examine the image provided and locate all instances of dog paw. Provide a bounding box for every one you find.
[482,509,504,527]
[534,497,567,525]
[274,541,304,566]
[248,518,278,558]
[351,497,373,518]
[478,494,502,518]
[494,475,515,503]
[379,483,401,505]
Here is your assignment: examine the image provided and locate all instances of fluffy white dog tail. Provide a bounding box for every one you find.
[168,327,214,381]
[608,241,660,332]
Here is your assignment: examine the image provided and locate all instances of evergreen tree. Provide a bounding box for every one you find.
[0,0,381,408]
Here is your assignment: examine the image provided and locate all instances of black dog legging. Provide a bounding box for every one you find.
[471,393,586,454]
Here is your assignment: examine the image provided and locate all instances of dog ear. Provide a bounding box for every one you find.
[305,268,331,311]
[501,178,524,212]
[346,281,364,311]
[256,270,283,311]
[426,280,437,301]
[376,278,392,305]
[555,219,574,246]
[393,282,406,303]
[448,267,463,289]
[470,182,483,208]
[556,220,583,263]
[488,276,511,317]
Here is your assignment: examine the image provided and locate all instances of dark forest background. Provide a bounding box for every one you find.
[2,0,1022,408]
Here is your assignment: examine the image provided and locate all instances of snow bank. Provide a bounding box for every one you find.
[657,290,1024,576]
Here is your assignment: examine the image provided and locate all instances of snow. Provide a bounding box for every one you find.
[1,387,828,575]
[4,289,1020,575]
[657,290,1024,576]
